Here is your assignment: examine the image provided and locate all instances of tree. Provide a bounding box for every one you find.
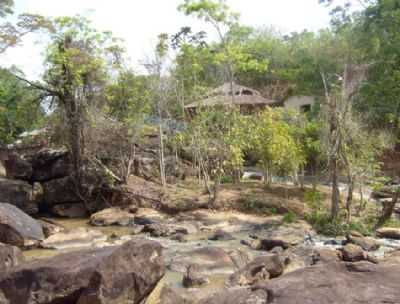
[0,67,45,144]
[251,108,305,184]
[0,0,53,53]
[16,16,123,187]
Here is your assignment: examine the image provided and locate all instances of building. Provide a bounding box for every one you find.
[184,83,278,116]
[283,95,317,112]
[184,82,317,116]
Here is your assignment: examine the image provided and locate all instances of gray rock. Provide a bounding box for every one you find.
[0,239,165,304]
[0,243,24,271]
[0,203,44,247]
[0,178,38,215]
[90,207,136,226]
[51,203,88,218]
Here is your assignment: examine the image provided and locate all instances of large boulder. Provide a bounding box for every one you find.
[0,178,38,215]
[169,247,249,275]
[42,176,81,206]
[90,207,136,226]
[376,227,400,239]
[227,254,287,287]
[256,261,400,304]
[346,231,380,251]
[0,203,44,247]
[27,148,71,182]
[51,203,88,218]
[199,288,268,304]
[0,239,165,304]
[3,153,32,181]
[0,243,24,271]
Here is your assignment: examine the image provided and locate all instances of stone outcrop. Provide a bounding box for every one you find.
[0,239,165,304]
[42,176,81,206]
[254,261,400,304]
[346,231,380,251]
[376,227,400,239]
[0,203,44,247]
[227,254,287,287]
[40,227,107,250]
[90,207,136,226]
[0,178,39,215]
[51,203,88,218]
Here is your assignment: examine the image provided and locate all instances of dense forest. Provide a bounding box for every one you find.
[0,1,400,303]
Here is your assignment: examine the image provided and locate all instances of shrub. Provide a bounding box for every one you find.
[304,189,323,211]
[220,175,234,184]
[283,211,298,224]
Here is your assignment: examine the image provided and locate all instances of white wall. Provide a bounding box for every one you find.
[284,96,316,111]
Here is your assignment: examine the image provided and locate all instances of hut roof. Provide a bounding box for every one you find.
[185,82,278,109]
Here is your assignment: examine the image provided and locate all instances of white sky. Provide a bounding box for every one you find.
[0,0,335,79]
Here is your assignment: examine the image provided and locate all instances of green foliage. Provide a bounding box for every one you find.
[220,175,233,184]
[283,211,298,224]
[304,189,324,211]
[238,199,278,215]
[0,68,45,144]
[251,108,305,179]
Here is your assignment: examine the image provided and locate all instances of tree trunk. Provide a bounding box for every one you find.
[330,158,340,221]
[346,175,354,223]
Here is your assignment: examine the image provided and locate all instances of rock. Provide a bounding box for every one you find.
[260,239,290,251]
[27,148,71,182]
[227,254,287,287]
[383,250,400,264]
[182,264,209,288]
[0,177,38,215]
[169,247,242,274]
[42,176,81,206]
[199,288,268,304]
[208,229,235,241]
[170,233,188,242]
[311,248,341,265]
[376,227,400,239]
[159,286,193,304]
[262,221,314,245]
[3,153,32,180]
[144,223,173,237]
[341,244,367,262]
[51,203,88,218]
[134,208,168,225]
[0,239,165,304]
[0,203,44,247]
[0,243,24,271]
[131,224,145,235]
[241,238,289,251]
[39,219,65,238]
[40,227,107,250]
[346,232,380,251]
[257,261,400,304]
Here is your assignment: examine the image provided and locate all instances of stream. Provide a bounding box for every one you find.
[22,210,400,303]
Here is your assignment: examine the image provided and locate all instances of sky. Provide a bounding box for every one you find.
[0,0,335,79]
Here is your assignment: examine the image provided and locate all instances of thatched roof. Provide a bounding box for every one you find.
[185,83,278,109]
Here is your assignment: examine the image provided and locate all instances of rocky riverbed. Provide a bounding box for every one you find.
[2,206,397,304]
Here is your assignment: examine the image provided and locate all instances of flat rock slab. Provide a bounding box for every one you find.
[376,227,400,239]
[90,207,136,226]
[40,227,107,250]
[0,239,165,304]
[0,203,44,246]
[260,261,400,304]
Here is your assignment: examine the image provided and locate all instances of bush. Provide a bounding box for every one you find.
[305,211,372,236]
[239,199,278,215]
[283,211,298,224]
[220,175,234,184]
[304,189,323,211]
